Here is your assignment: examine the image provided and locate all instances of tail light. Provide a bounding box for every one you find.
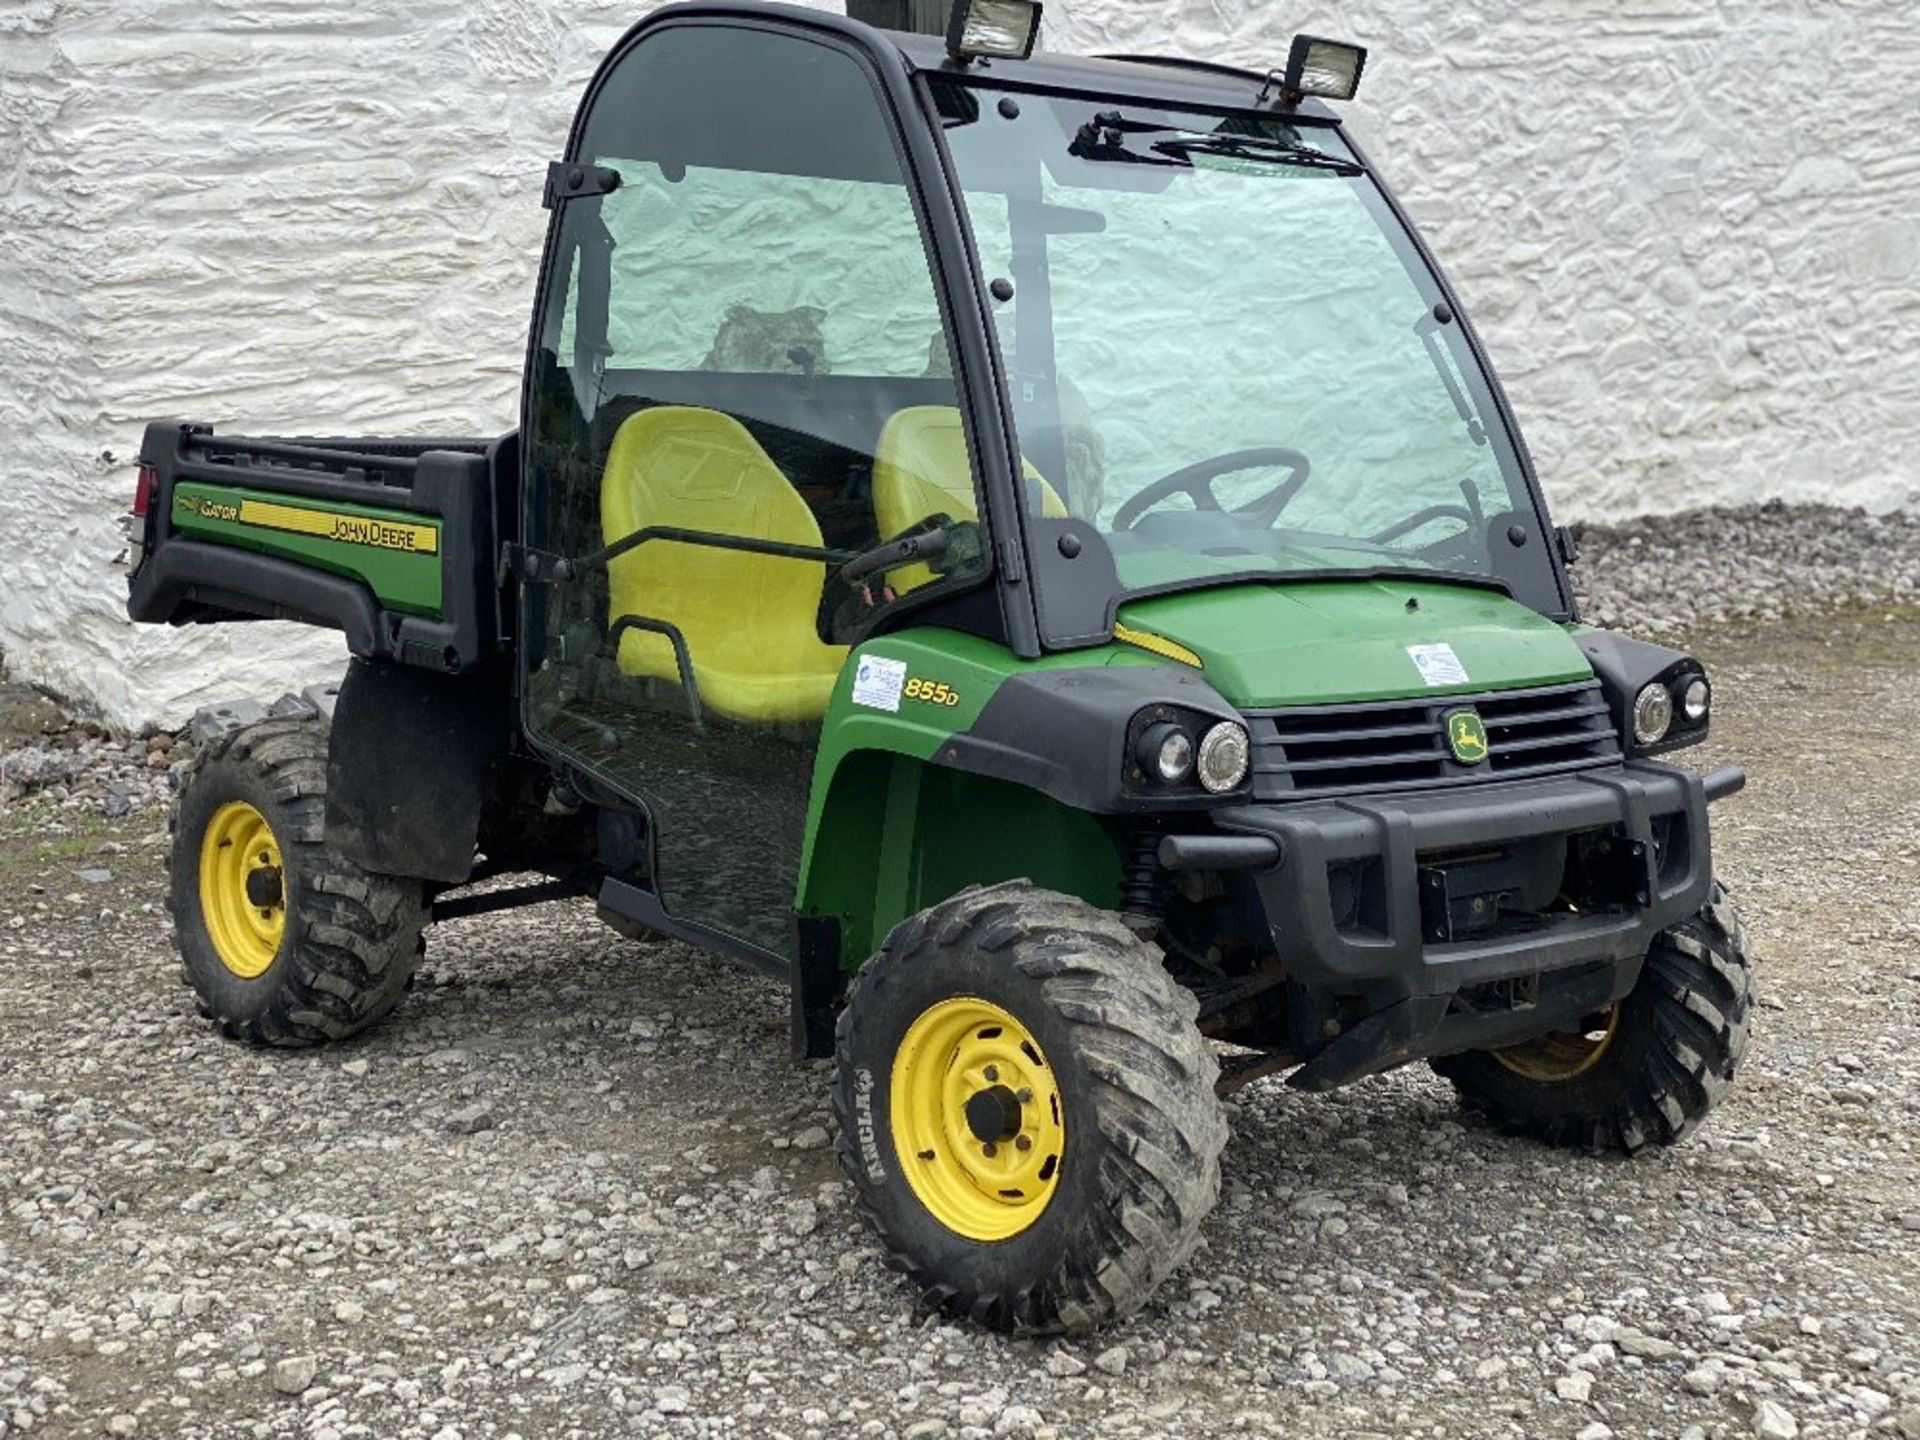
[127,462,158,572]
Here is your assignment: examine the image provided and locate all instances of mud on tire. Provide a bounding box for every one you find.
[168,714,428,1046]
[831,881,1228,1335]
[1431,881,1752,1153]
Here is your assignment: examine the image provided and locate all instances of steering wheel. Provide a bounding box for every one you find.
[1369,503,1478,546]
[1112,447,1313,532]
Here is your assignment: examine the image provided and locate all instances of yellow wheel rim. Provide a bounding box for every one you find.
[1492,1005,1621,1083]
[890,996,1065,1242]
[197,800,286,979]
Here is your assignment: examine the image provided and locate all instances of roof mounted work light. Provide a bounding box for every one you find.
[846,0,1042,59]
[946,0,1043,61]
[1277,34,1367,102]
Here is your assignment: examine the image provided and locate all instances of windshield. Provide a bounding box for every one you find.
[929,78,1567,632]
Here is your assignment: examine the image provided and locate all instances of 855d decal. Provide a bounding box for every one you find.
[904,677,961,708]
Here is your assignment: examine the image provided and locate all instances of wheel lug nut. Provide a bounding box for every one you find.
[1016,1088,1032,1103]
[1015,1135,1031,1152]
[983,1064,998,1082]
[982,1142,997,1158]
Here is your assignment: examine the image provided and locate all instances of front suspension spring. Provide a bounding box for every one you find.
[1120,830,1166,922]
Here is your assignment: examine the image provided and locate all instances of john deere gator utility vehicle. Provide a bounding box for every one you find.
[127,0,1753,1333]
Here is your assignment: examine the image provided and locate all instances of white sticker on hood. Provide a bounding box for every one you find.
[1406,642,1469,687]
[851,654,908,712]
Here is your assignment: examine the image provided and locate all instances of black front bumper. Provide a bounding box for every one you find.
[1211,760,1719,1088]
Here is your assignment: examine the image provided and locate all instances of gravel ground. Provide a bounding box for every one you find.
[1569,503,1920,637]
[2,505,1919,1440]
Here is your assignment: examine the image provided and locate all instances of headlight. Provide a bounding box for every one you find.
[1683,677,1710,723]
[1633,683,1673,746]
[1196,722,1250,793]
[1137,723,1195,783]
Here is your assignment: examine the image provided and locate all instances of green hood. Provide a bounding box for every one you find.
[1116,579,1591,707]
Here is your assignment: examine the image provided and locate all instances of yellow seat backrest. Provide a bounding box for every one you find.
[872,406,1067,592]
[600,406,848,723]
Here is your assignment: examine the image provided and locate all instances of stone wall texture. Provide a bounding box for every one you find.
[2,0,1916,726]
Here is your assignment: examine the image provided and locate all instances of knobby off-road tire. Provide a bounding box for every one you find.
[169,714,428,1046]
[1431,882,1751,1153]
[832,881,1227,1335]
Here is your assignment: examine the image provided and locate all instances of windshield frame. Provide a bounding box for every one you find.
[917,70,1576,647]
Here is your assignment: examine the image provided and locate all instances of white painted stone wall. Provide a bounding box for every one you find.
[2,0,1915,726]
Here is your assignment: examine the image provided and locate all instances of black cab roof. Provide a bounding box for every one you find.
[625,3,1346,128]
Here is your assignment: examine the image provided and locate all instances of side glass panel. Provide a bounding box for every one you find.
[524,26,975,953]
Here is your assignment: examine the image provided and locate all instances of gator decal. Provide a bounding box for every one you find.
[170,480,443,617]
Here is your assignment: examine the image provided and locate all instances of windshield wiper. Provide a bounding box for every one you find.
[1070,110,1365,175]
[1150,135,1364,176]
[1133,563,1514,610]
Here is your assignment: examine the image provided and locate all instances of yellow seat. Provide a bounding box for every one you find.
[601,406,848,723]
[872,406,1067,592]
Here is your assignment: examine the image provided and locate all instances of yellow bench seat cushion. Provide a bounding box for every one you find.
[600,406,848,724]
[872,405,1066,592]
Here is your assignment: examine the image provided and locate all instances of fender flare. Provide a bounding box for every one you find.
[325,659,511,884]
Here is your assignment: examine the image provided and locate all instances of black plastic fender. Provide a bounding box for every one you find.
[1574,629,1712,756]
[325,659,511,884]
[940,664,1247,813]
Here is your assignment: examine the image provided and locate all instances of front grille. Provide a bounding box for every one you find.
[1245,680,1620,801]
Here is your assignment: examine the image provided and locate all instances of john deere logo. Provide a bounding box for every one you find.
[1446,709,1489,765]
